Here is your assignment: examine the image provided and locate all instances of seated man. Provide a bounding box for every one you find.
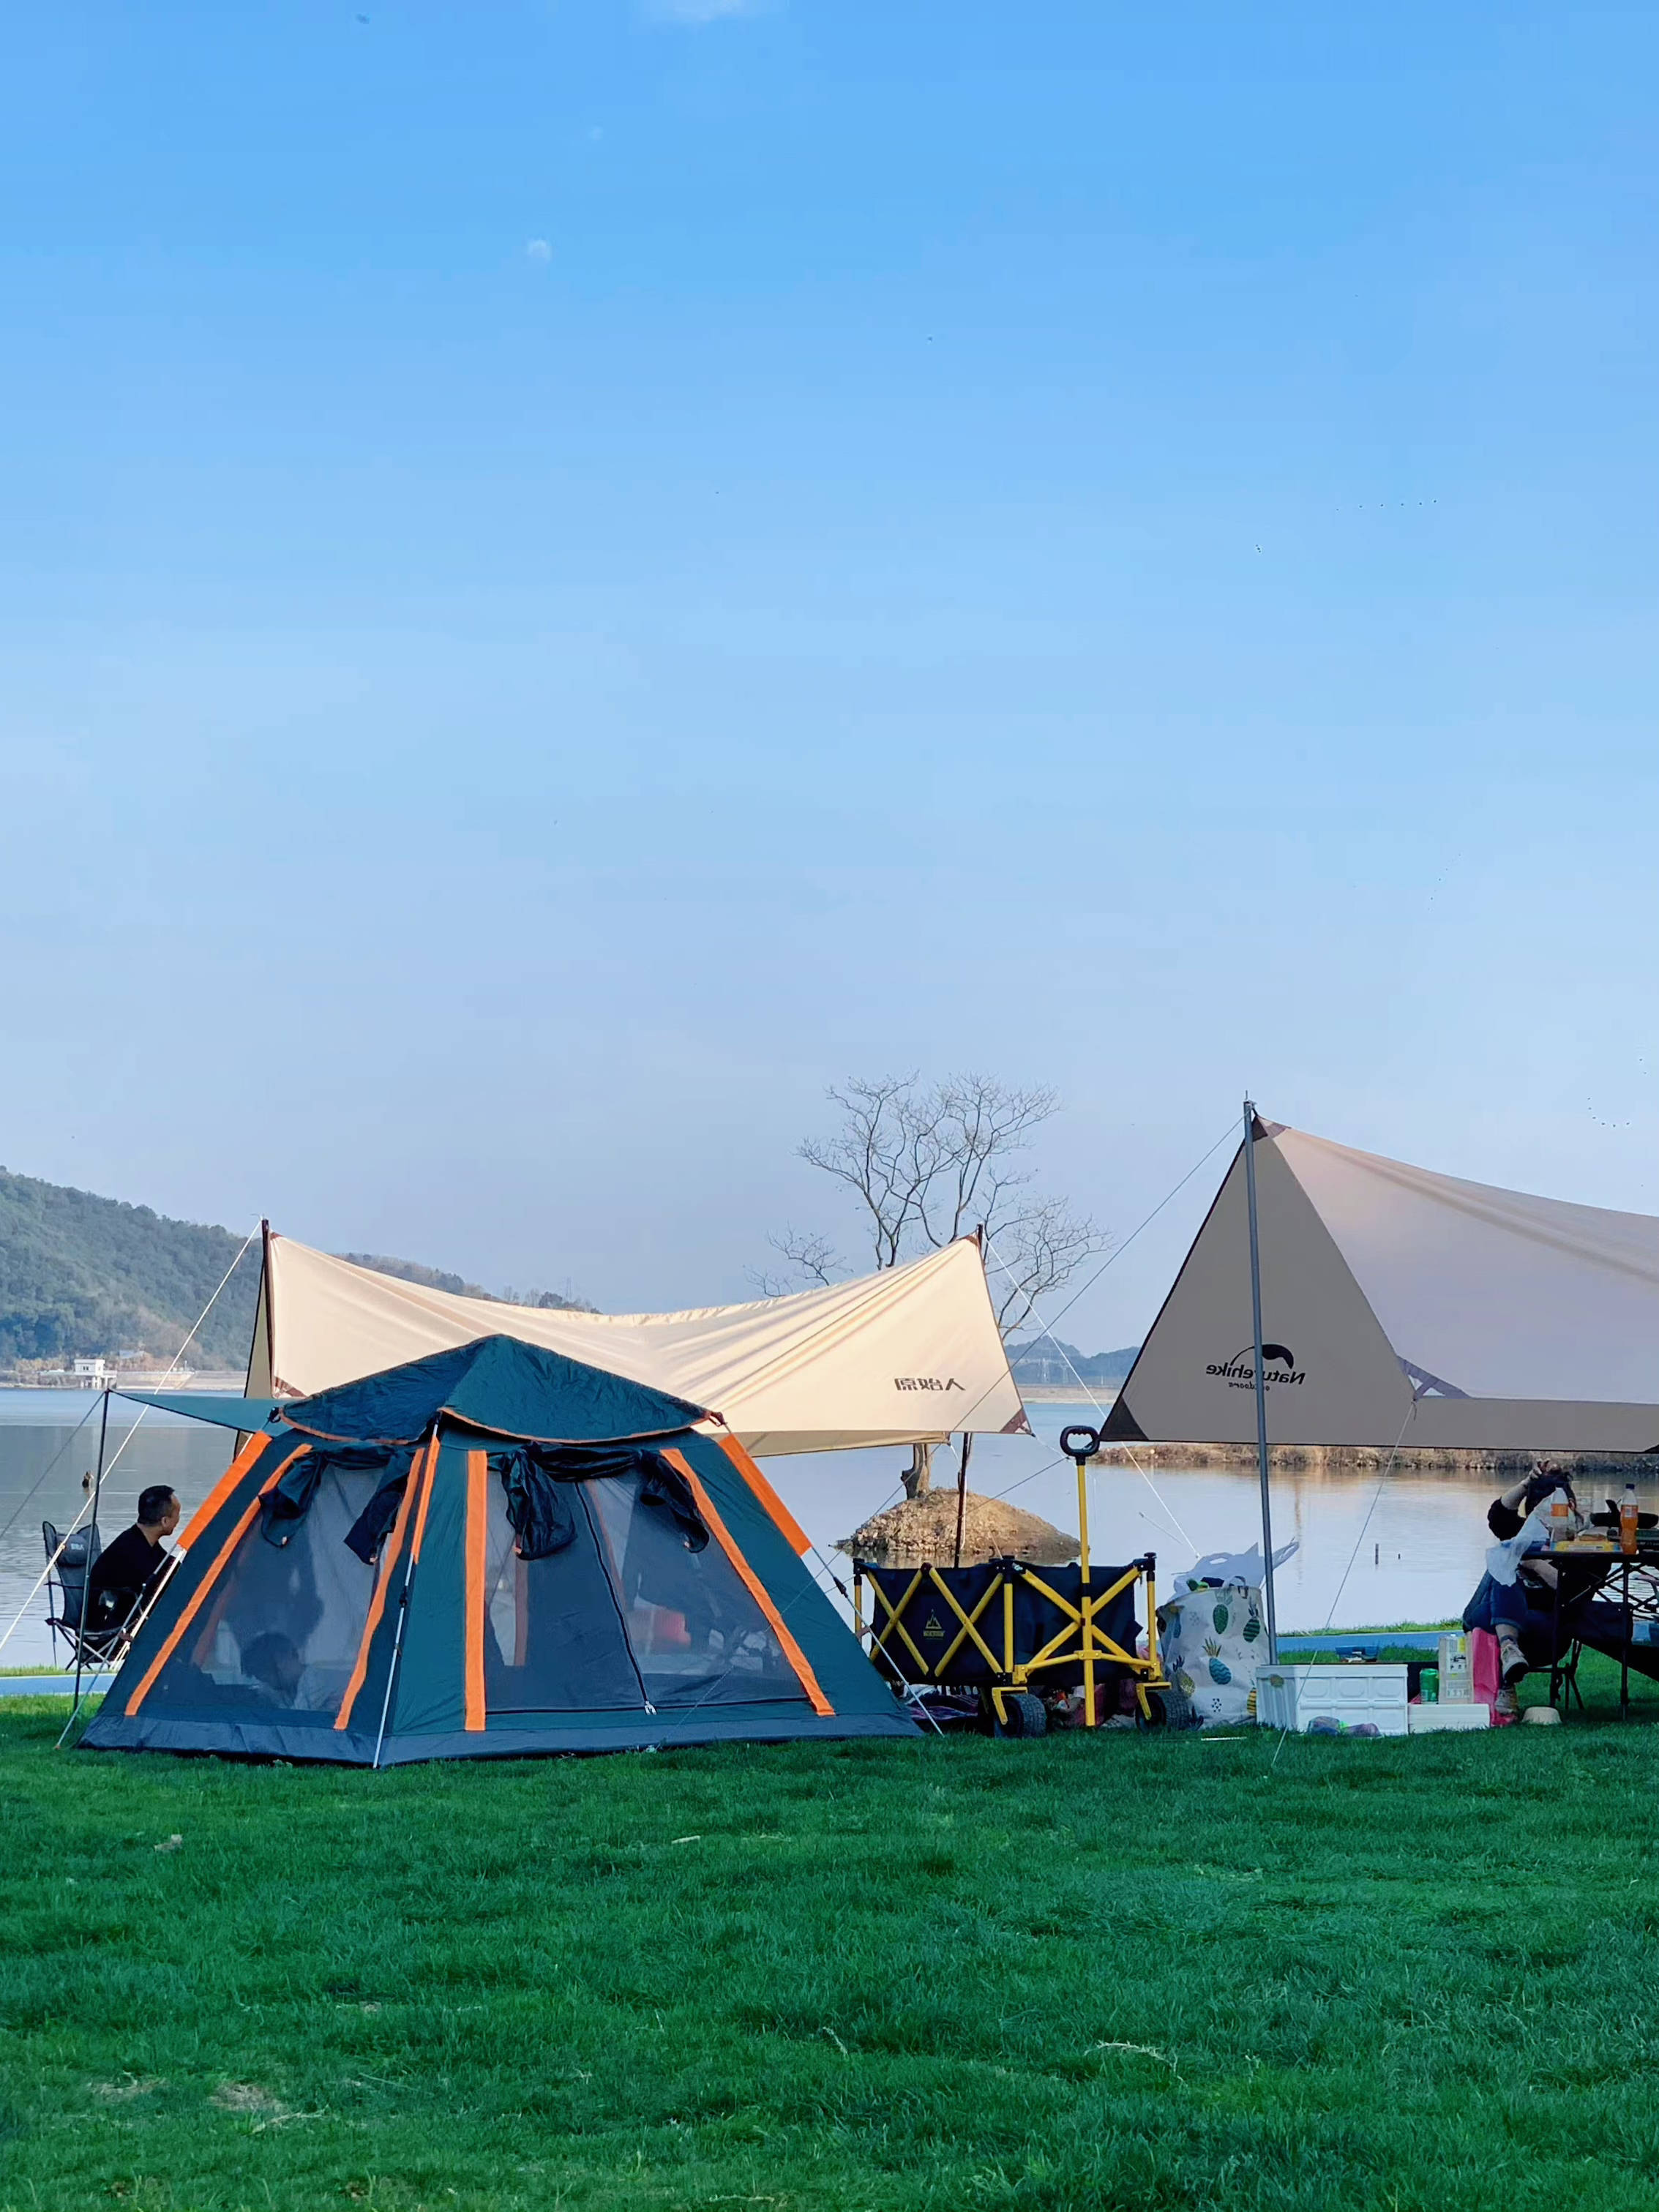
[85,1485,180,1643]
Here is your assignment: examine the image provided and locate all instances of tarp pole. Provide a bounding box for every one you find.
[1243,1100,1280,1663]
[953,1431,972,1568]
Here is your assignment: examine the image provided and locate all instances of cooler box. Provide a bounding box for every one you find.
[1407,1701,1490,1733]
[1254,1663,1409,1736]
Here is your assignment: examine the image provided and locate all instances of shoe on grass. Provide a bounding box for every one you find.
[1494,1684,1519,1717]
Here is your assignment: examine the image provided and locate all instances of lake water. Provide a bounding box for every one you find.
[9,1387,1625,1668]
[756,1405,1541,1636]
[0,1393,234,1668]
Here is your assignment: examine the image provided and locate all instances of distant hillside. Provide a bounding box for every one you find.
[340,1253,497,1300]
[0,1167,584,1370]
[338,1256,589,1313]
[1007,1335,1139,1389]
[0,1168,261,1368]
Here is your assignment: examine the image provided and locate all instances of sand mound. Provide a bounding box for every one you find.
[839,1488,1078,1567]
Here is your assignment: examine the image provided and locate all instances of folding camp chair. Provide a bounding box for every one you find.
[1551,1640,1587,1714]
[42,1521,113,1668]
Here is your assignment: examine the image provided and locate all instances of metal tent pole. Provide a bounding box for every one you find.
[1243,1099,1279,1665]
[372,1434,437,1768]
[372,1576,416,1772]
[59,1388,111,1747]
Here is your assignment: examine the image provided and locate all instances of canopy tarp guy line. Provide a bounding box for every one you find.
[241,1233,1029,1458]
[1104,1120,1659,1455]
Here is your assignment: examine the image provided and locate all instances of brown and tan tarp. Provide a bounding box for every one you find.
[1104,1120,1659,1454]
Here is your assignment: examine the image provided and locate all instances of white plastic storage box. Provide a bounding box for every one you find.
[1254,1663,1409,1736]
[1407,1701,1489,1733]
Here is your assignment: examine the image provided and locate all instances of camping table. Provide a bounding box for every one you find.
[1545,1541,1659,1719]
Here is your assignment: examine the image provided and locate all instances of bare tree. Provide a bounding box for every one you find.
[978,1193,1105,1341]
[762,1073,1109,1494]
[749,1229,843,1297]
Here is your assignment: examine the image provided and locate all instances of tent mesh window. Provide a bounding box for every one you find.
[148,1462,381,1725]
[588,1470,803,1708]
[476,1466,805,1715]
[480,1477,643,1713]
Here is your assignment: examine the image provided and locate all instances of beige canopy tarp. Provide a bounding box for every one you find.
[247,1234,1029,1458]
[1103,1120,1659,1454]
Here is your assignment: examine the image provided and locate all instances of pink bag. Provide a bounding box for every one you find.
[1470,1628,1508,1718]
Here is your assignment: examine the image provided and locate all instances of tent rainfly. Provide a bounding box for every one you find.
[1104,1118,1659,1456]
[86,1335,913,1765]
[234,1232,1029,1457]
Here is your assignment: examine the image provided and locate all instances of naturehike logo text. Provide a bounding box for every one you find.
[1206,1343,1306,1390]
[895,1376,965,1393]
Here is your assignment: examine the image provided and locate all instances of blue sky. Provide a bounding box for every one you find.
[2,1,1655,1347]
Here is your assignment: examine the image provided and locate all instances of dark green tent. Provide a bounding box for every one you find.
[86,1337,910,1764]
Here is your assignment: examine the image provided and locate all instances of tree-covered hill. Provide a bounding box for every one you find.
[0,1169,585,1370]
[337,1255,585,1311]
[0,1168,260,1367]
[1005,1334,1139,1387]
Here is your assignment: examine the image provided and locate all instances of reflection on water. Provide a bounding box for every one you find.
[759,1403,1659,1636]
[0,1394,233,1668]
[7,1391,1654,1668]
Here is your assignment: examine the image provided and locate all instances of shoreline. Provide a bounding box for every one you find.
[1092,1441,1651,1478]
[0,1373,247,1395]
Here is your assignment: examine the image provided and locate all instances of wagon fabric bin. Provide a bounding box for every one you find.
[860,1559,1141,1692]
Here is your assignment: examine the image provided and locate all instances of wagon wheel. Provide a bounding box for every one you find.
[995,1692,1048,1739]
[1136,1684,1195,1731]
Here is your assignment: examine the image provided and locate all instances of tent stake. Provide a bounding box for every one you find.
[1243,1099,1279,1664]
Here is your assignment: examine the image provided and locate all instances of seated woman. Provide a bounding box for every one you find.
[1462,1466,1579,1715]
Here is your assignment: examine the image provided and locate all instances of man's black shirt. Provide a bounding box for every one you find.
[86,1525,166,1628]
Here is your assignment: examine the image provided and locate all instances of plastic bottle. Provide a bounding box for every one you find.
[1621,1482,1640,1556]
[1421,1667,1439,1704]
[1549,1495,1573,1548]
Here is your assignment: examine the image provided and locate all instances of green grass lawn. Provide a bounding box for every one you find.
[5,1662,1659,2212]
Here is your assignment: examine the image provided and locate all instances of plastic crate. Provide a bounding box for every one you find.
[1407,1701,1490,1733]
[1254,1663,1409,1735]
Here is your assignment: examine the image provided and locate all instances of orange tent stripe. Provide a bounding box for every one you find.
[463,1450,487,1730]
[334,1441,427,1733]
[124,1450,304,1717]
[408,1437,441,1564]
[179,1431,275,1549]
[715,1433,811,1556]
[663,1447,834,1717]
